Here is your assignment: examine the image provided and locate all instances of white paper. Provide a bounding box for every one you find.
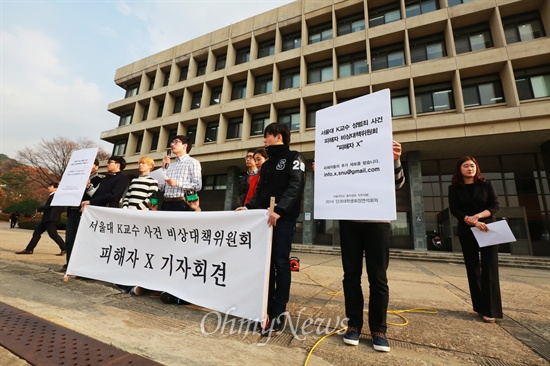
[51,148,98,206]
[149,168,168,182]
[471,220,517,247]
[313,89,395,220]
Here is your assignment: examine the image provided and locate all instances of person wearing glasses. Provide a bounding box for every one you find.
[240,148,259,206]
[81,156,128,211]
[159,135,202,212]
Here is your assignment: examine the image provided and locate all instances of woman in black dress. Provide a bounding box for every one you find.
[448,156,501,323]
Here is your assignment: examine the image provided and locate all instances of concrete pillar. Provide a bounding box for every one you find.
[224,166,241,211]
[302,169,314,245]
[407,150,427,251]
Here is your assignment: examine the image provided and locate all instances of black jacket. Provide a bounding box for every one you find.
[89,172,129,207]
[246,144,305,220]
[38,194,64,223]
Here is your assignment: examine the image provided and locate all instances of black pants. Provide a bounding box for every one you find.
[161,200,191,211]
[25,221,66,252]
[339,221,390,333]
[268,218,295,318]
[459,230,502,318]
[64,208,81,265]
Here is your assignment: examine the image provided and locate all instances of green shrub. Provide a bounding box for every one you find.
[14,216,67,230]
[4,200,41,217]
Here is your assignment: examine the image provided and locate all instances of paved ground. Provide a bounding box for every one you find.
[1,221,549,365]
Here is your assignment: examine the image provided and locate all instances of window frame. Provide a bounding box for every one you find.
[307,59,333,84]
[113,140,127,156]
[196,60,207,77]
[337,13,365,36]
[254,74,273,95]
[191,91,202,110]
[280,67,300,89]
[277,107,301,131]
[258,39,276,58]
[226,117,243,140]
[125,83,139,98]
[368,2,401,28]
[410,34,447,63]
[250,112,270,136]
[391,89,411,117]
[235,46,251,65]
[338,51,369,78]
[405,0,439,18]
[462,75,505,108]
[371,43,406,71]
[306,101,332,128]
[415,83,455,114]
[308,22,333,44]
[231,80,247,100]
[282,31,302,51]
[503,12,546,44]
[515,66,550,100]
[204,121,219,143]
[215,54,226,71]
[119,112,133,126]
[210,86,222,105]
[454,24,493,54]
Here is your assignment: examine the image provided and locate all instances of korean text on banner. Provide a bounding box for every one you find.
[313,89,395,220]
[67,206,272,322]
[51,148,98,207]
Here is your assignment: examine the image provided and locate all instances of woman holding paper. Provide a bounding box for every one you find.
[448,156,501,323]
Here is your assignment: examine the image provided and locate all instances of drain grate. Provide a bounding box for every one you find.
[0,302,163,366]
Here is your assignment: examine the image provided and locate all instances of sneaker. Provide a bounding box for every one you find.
[130,286,143,296]
[372,332,390,352]
[343,327,360,346]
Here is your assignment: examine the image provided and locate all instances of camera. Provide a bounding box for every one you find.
[184,189,199,202]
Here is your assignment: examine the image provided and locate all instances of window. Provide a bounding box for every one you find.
[163,72,170,86]
[173,96,183,113]
[278,107,300,130]
[148,76,155,91]
[203,174,227,190]
[371,43,405,71]
[191,91,202,109]
[405,0,438,18]
[179,66,188,81]
[454,24,493,54]
[338,52,368,78]
[156,101,164,118]
[251,112,270,136]
[113,140,127,156]
[210,86,222,105]
[226,117,243,139]
[410,35,446,63]
[308,22,333,44]
[415,83,455,113]
[306,101,332,128]
[258,39,275,58]
[235,46,250,65]
[135,135,143,153]
[503,12,546,44]
[280,67,300,89]
[462,75,505,107]
[150,132,160,151]
[515,66,550,100]
[448,0,473,6]
[369,3,401,28]
[308,60,333,84]
[142,105,149,121]
[282,31,301,51]
[125,83,139,98]
[337,14,365,36]
[119,112,132,126]
[254,74,272,95]
[231,80,247,100]
[215,54,226,71]
[391,89,411,116]
[204,122,219,143]
[187,126,197,144]
[166,129,177,148]
[196,60,207,77]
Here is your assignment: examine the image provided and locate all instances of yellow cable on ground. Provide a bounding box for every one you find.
[304,327,346,366]
[301,269,342,296]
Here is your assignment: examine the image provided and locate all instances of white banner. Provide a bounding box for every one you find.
[314,89,396,220]
[52,148,98,206]
[67,206,273,322]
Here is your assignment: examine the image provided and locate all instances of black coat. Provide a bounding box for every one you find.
[38,194,64,223]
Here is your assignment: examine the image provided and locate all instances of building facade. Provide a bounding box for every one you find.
[101,0,550,255]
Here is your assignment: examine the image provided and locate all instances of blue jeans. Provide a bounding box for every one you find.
[339,220,390,333]
[268,218,296,318]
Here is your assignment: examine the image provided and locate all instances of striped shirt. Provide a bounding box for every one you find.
[122,175,159,210]
[159,154,202,198]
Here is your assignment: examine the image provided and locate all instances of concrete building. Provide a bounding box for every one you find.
[100,0,550,256]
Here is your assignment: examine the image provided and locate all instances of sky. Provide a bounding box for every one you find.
[0,0,294,160]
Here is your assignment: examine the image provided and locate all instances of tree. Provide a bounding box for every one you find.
[16,137,109,186]
[0,165,51,209]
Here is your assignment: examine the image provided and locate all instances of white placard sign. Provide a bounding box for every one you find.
[51,148,98,206]
[314,89,395,220]
[67,206,273,322]
[471,220,517,247]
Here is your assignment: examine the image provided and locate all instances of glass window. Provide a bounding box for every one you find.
[215,54,226,71]
[405,0,438,18]
[254,74,273,95]
[203,175,227,190]
[338,52,368,78]
[125,83,139,98]
[231,80,247,100]
[371,43,405,71]
[448,0,473,6]
[308,22,333,44]
[166,129,177,149]
[454,24,493,54]
[280,67,300,89]
[173,96,183,113]
[258,39,275,58]
[205,122,218,143]
[226,117,243,139]
[369,3,401,28]
[113,140,127,156]
[135,135,143,154]
[410,35,446,63]
[235,46,250,65]
[187,126,197,145]
[308,60,333,84]
[196,60,207,76]
[515,67,550,100]
[337,14,365,36]
[119,112,132,126]
[251,112,270,136]
[503,12,546,44]
[306,101,332,128]
[415,83,455,113]
[278,107,300,130]
[163,72,170,87]
[391,212,411,236]
[391,90,410,117]
[462,75,504,107]
[282,31,301,51]
[156,101,164,118]
[150,132,159,151]
[148,76,155,91]
[191,91,202,110]
[179,66,188,82]
[210,86,222,105]
[142,105,149,121]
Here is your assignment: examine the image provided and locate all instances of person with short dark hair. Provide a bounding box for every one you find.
[9,211,20,228]
[16,182,67,255]
[81,156,128,210]
[239,148,259,206]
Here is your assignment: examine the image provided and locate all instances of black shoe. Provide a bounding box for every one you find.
[56,250,67,256]
[160,292,190,305]
[15,249,33,255]
[55,265,67,273]
[261,314,285,337]
[372,332,390,352]
[343,326,360,346]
